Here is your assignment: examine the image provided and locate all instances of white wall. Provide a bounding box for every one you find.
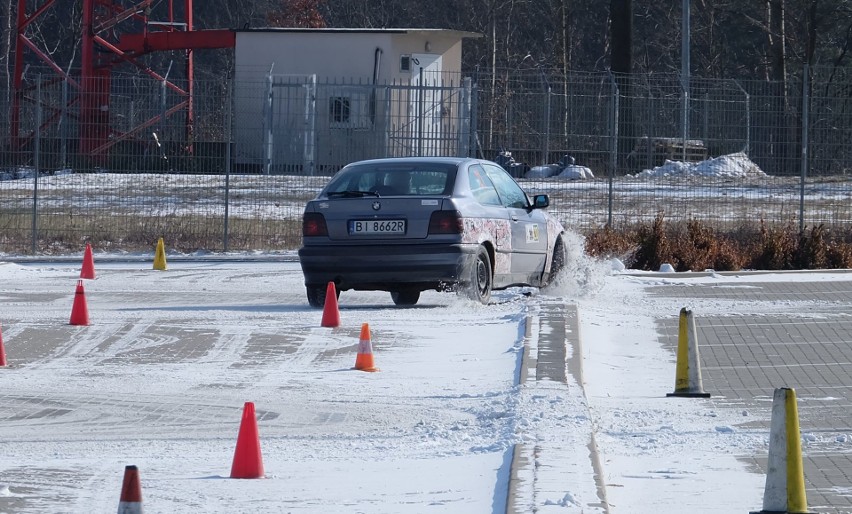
[231,30,476,171]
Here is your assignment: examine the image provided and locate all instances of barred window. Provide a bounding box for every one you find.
[329,97,351,124]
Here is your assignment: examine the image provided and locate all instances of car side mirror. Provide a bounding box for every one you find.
[531,194,549,209]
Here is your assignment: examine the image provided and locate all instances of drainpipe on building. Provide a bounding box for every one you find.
[371,47,383,125]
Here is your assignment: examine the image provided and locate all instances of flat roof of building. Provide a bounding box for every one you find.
[233,27,482,38]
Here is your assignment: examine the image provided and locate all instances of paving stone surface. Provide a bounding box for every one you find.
[652,279,852,513]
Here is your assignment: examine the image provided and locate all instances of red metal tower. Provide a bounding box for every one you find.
[11,0,234,161]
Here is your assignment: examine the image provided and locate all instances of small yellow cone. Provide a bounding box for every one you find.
[153,238,167,271]
[667,308,710,398]
[750,388,816,514]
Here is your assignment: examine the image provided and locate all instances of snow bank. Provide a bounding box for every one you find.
[632,152,767,179]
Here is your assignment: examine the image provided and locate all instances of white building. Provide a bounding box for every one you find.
[232,28,481,174]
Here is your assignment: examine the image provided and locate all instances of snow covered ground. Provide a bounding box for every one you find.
[5,239,849,513]
[1,150,851,511]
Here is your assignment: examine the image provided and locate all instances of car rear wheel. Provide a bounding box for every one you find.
[306,283,339,308]
[391,290,420,306]
[464,246,492,304]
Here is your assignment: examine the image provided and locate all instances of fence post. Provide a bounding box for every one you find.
[418,68,424,156]
[263,65,274,175]
[799,64,810,235]
[608,72,619,229]
[160,61,171,147]
[384,84,391,157]
[544,83,551,164]
[224,75,233,252]
[60,76,68,168]
[470,79,479,158]
[459,77,472,157]
[302,75,316,175]
[733,79,750,154]
[32,76,42,254]
[680,79,689,161]
[681,0,690,162]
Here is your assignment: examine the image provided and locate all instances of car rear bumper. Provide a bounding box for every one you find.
[298,243,479,292]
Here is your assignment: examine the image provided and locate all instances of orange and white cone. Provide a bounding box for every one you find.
[354,323,378,372]
[750,388,816,514]
[80,243,95,279]
[69,279,90,326]
[117,465,143,514]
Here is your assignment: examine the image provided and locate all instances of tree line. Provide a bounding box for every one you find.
[2,0,851,86]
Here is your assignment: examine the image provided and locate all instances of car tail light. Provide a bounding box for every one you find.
[303,212,328,236]
[428,210,463,234]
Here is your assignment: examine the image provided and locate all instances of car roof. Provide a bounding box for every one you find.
[343,157,483,167]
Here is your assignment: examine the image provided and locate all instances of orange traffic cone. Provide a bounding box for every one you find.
[80,243,95,279]
[0,323,6,367]
[117,465,143,514]
[320,282,340,328]
[354,323,378,372]
[230,402,265,479]
[69,280,90,326]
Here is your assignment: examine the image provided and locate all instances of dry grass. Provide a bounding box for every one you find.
[3,204,851,270]
[0,211,302,254]
[585,214,852,271]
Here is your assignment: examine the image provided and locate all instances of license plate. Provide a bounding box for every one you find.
[349,219,406,234]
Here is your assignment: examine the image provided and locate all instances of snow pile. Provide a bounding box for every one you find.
[633,152,767,179]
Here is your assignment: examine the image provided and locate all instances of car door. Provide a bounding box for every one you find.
[481,163,549,283]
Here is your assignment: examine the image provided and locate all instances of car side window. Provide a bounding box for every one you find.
[482,164,529,209]
[468,165,501,205]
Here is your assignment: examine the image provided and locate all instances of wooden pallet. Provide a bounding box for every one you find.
[632,137,707,167]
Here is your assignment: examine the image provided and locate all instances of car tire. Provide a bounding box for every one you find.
[391,290,420,306]
[465,246,492,304]
[546,235,566,285]
[306,283,339,308]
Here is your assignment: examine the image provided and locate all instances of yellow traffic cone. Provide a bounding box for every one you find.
[153,238,167,271]
[750,388,816,514]
[667,308,710,398]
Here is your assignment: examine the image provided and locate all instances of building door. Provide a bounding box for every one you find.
[409,53,443,156]
[264,74,316,174]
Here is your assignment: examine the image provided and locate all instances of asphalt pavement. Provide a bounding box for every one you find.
[4,257,851,512]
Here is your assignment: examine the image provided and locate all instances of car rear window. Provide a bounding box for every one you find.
[326,163,456,196]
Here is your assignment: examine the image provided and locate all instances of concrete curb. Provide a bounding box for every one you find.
[506,303,610,514]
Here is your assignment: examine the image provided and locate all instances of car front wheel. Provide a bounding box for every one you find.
[546,235,566,285]
[464,246,492,304]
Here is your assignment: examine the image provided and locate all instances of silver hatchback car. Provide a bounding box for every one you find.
[298,157,567,306]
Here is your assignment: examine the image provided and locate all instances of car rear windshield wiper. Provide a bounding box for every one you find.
[326,190,380,198]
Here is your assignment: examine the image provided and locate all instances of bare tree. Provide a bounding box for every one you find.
[0,0,12,100]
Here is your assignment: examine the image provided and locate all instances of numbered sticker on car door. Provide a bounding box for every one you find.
[525,223,540,243]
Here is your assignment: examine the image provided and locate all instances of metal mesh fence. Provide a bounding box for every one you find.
[0,66,850,255]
